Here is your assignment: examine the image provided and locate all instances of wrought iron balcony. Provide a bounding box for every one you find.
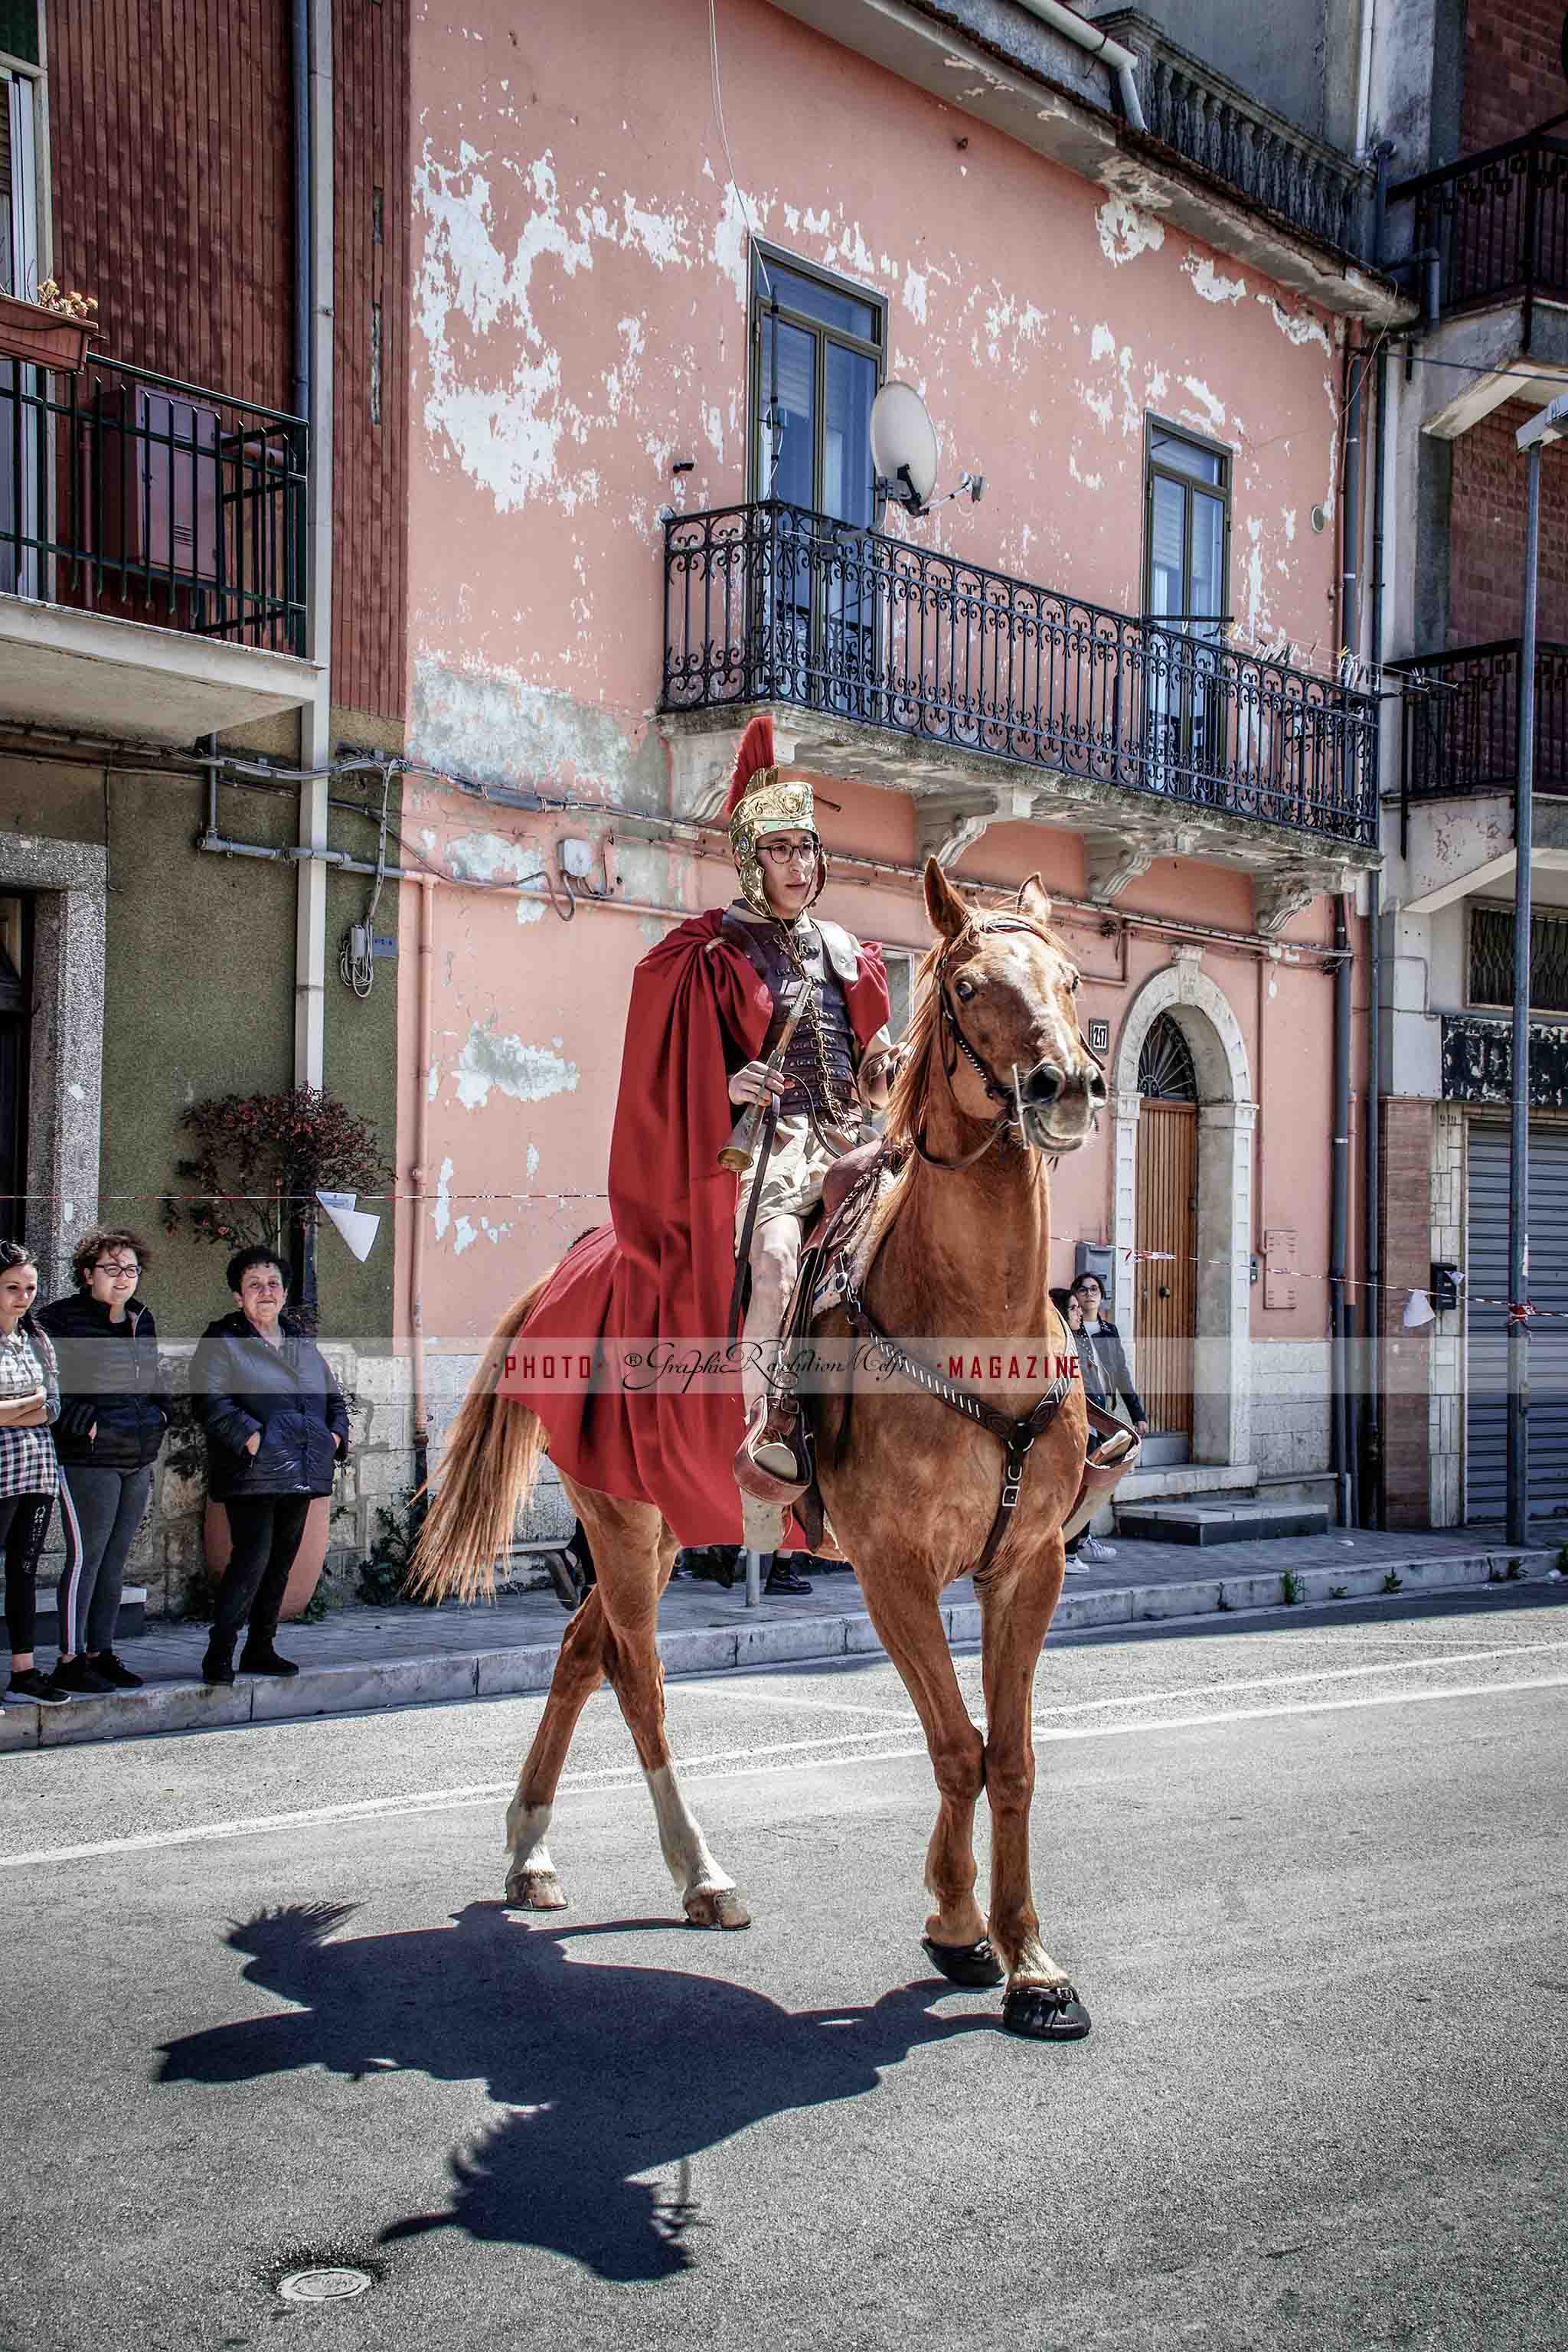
[1385,123,1568,326]
[0,353,308,652]
[1095,11,1373,260]
[1389,639,1568,847]
[662,501,1378,850]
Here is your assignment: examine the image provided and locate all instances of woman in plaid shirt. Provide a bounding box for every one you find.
[0,1240,67,1706]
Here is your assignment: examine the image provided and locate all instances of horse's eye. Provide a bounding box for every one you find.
[954,978,977,1002]
[1070,971,1081,994]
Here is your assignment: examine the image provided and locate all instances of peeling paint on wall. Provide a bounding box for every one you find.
[433,1155,454,1240]
[1184,255,1246,304]
[1096,196,1164,266]
[1180,376,1227,431]
[453,1018,580,1110]
[1258,294,1331,352]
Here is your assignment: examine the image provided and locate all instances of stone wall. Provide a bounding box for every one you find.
[1245,1340,1334,1479]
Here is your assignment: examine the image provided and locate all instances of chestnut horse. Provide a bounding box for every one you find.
[413,859,1106,2038]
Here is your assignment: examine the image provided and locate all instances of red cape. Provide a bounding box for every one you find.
[504,908,890,1544]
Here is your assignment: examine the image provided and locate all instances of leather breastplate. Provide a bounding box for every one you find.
[725,913,861,1131]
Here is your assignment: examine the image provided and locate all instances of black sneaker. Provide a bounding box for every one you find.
[7,1668,70,1705]
[93,1650,145,1690]
[239,1643,299,1678]
[53,1656,116,1696]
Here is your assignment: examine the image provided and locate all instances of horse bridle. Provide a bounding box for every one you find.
[913,919,1106,1173]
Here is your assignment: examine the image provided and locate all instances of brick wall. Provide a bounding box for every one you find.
[1459,0,1563,154]
[1380,1096,1435,1527]
[1449,400,1568,647]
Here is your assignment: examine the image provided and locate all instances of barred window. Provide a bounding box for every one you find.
[1469,903,1568,1014]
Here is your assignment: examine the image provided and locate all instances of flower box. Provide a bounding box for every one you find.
[0,290,101,373]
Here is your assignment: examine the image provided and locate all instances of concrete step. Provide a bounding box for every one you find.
[1114,1502,1331,1546]
[1116,1462,1256,1504]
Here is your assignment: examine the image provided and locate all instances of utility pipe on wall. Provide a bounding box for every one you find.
[1013,0,1146,129]
[1330,892,1353,1528]
[1362,338,1390,1525]
[410,878,436,1488]
[292,0,334,1099]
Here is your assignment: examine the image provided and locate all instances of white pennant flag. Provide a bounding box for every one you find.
[317,1189,381,1265]
[1402,1289,1436,1331]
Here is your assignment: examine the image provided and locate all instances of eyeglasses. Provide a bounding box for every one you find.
[95,1260,139,1278]
[759,841,817,868]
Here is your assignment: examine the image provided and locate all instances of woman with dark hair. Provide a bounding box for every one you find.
[191,1244,350,1687]
[0,1240,67,1705]
[38,1227,169,1693]
[1050,1284,1116,1568]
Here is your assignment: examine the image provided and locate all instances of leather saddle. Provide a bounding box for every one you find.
[732,1138,1142,1554]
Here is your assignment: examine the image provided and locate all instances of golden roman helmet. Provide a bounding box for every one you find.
[723,715,826,916]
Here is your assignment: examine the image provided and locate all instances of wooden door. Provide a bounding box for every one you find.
[1135,1099,1197,1438]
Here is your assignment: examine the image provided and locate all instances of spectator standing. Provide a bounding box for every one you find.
[0,1240,67,1705]
[192,1246,350,1687]
[1070,1273,1150,1439]
[1050,1285,1114,1569]
[38,1229,169,1693]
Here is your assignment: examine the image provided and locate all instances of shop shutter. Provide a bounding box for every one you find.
[1465,1122,1568,1521]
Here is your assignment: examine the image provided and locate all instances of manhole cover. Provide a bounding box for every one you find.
[276,2266,374,2305]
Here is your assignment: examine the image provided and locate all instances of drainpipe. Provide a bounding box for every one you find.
[1331,892,1353,1528]
[1363,339,1390,1526]
[1013,0,1146,129]
[291,0,334,1323]
[410,879,436,1493]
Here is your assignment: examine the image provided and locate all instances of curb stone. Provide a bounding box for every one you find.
[0,1546,1559,1754]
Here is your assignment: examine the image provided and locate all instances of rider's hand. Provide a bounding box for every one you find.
[728,1062,788,1109]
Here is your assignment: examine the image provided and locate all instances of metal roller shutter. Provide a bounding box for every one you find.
[1465,1122,1568,1522]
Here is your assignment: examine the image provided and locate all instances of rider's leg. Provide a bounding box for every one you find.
[743,1210,805,1475]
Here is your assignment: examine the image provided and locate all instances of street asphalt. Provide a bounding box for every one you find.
[2,1583,1566,2352]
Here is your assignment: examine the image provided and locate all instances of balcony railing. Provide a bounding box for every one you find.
[1385,123,1568,325]
[0,354,308,653]
[1095,11,1373,259]
[662,502,1378,848]
[1389,639,1568,848]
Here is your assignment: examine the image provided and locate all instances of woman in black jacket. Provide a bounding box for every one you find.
[191,1244,350,1687]
[38,1229,170,1694]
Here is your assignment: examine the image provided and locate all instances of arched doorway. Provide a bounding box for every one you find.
[1134,1014,1198,1441]
[1112,956,1255,1467]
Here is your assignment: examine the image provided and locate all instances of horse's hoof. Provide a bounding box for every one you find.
[1001,1981,1091,2040]
[921,1933,1006,1988]
[684,1885,751,1930]
[505,1867,568,1911]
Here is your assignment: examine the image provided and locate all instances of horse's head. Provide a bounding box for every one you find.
[914,859,1106,1154]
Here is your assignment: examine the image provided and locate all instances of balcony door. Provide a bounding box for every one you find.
[0,64,41,598]
[1143,423,1230,795]
[750,251,882,712]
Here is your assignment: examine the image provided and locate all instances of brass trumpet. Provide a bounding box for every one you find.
[717,982,806,1173]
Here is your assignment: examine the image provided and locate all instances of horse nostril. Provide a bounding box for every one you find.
[1086,1070,1108,1106]
[1025,1062,1064,1106]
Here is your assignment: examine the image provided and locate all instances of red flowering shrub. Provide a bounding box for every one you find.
[165,1086,392,1254]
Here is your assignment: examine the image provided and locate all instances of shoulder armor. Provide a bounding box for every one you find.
[812,916,861,985]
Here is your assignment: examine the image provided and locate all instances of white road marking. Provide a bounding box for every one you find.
[2,1662,1564,1872]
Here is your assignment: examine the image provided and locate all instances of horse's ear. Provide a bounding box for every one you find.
[924,857,971,942]
[1018,873,1052,926]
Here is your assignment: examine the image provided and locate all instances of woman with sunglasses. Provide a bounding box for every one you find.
[38,1228,170,1693]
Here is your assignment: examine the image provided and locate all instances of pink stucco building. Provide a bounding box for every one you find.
[400,0,1406,1532]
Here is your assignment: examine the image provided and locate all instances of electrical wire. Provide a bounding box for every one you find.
[708,0,771,302]
[338,761,396,995]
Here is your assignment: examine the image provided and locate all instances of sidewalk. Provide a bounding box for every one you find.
[2,1524,1562,1753]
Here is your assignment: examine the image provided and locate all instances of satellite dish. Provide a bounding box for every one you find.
[871,381,939,514]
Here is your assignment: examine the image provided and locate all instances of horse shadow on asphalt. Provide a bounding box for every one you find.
[155,1899,994,2282]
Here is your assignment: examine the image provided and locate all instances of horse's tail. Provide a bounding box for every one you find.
[408,1272,556,1606]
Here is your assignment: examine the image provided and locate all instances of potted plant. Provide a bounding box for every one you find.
[0,276,101,372]
[163,1084,391,1618]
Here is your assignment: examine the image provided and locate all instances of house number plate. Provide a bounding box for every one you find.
[1087,1018,1110,1056]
